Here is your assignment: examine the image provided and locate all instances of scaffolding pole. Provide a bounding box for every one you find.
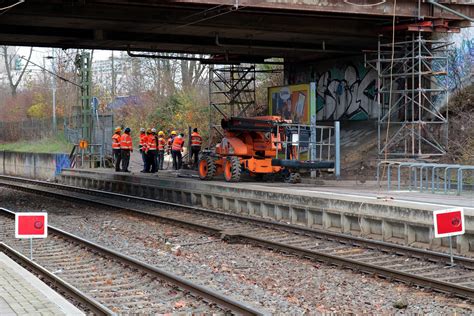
[372,33,450,159]
[208,65,256,146]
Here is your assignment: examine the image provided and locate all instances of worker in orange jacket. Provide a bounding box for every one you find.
[145,128,157,173]
[167,131,177,154]
[139,127,147,172]
[157,131,166,170]
[112,126,122,172]
[149,128,158,173]
[120,127,133,172]
[190,128,202,169]
[171,133,185,170]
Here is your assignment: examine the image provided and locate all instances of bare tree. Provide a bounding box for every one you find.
[180,55,206,91]
[2,46,33,97]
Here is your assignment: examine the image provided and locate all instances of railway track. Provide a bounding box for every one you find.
[0,207,264,315]
[1,175,474,301]
[0,242,113,315]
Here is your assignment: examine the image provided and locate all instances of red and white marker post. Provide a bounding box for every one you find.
[433,208,464,266]
[15,212,48,260]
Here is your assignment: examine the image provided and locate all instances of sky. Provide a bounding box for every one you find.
[17,47,113,66]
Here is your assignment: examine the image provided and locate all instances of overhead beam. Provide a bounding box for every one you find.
[169,0,473,20]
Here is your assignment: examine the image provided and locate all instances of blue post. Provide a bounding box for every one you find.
[335,121,340,179]
[397,166,401,191]
[457,169,463,196]
[387,163,392,191]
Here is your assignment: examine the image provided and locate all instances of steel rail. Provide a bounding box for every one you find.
[0,241,114,316]
[1,175,473,266]
[0,207,265,316]
[1,175,474,300]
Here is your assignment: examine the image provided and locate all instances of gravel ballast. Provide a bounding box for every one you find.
[1,187,472,314]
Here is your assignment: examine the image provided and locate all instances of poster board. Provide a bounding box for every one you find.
[268,84,312,124]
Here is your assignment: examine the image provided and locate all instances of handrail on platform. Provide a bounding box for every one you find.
[377,161,473,195]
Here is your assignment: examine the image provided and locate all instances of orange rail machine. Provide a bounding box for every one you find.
[198,116,334,183]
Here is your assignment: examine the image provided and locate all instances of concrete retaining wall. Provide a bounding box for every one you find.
[59,169,474,256]
[0,151,70,180]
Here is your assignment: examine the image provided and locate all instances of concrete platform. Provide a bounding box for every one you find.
[0,252,84,316]
[58,168,474,255]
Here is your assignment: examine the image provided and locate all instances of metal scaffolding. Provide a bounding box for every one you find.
[75,52,93,143]
[371,33,450,159]
[208,65,256,146]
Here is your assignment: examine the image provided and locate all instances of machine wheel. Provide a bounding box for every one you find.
[285,172,301,184]
[224,156,241,182]
[198,156,217,180]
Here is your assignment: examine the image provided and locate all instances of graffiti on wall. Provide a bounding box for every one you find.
[447,33,473,91]
[315,64,377,121]
[55,154,70,176]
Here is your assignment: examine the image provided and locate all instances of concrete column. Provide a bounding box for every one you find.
[457,235,470,255]
[322,211,331,229]
[223,198,230,211]
[201,194,208,208]
[191,193,198,206]
[211,196,218,209]
[405,224,416,245]
[429,227,441,249]
[275,205,283,220]
[234,199,242,213]
[248,201,254,216]
[341,214,351,233]
[360,218,370,236]
[306,210,313,227]
[290,207,297,224]
[260,203,268,218]
[382,220,393,241]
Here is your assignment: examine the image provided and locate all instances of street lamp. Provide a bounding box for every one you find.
[44,53,56,132]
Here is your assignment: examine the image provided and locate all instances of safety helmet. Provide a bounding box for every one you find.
[158,131,164,136]
[171,131,177,135]
[140,127,145,132]
[114,126,121,133]
[151,128,157,133]
[146,128,152,133]
[124,127,131,133]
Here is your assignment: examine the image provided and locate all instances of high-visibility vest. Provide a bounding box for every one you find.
[158,137,166,150]
[139,133,147,150]
[172,137,184,151]
[120,133,133,150]
[167,136,174,149]
[112,133,121,149]
[147,134,157,150]
[191,132,202,147]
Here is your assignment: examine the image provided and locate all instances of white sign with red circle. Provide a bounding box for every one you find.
[15,212,48,239]
[433,208,464,238]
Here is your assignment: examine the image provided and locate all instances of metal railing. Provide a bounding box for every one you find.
[377,161,474,195]
[273,122,340,177]
[71,144,104,168]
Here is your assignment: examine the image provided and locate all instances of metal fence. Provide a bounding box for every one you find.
[377,161,474,195]
[0,118,64,142]
[64,114,114,157]
[71,144,105,168]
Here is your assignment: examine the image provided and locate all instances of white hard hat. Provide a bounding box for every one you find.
[151,128,157,133]
[140,127,145,132]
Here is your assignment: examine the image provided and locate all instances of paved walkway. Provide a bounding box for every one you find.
[0,252,84,316]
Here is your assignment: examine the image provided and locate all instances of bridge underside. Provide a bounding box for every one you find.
[0,0,471,63]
